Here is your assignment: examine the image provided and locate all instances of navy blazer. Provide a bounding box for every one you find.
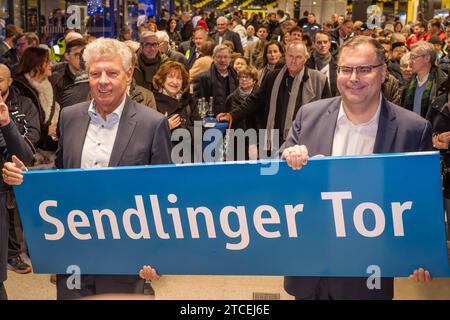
[281,96,433,300]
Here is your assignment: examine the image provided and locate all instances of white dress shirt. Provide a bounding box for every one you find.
[80,95,126,169]
[331,95,382,156]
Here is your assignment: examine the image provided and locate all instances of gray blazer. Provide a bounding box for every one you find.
[56,96,172,169]
[282,96,433,300]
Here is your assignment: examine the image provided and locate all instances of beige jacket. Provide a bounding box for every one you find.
[189,56,214,82]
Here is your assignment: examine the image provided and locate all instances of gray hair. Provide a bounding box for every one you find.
[140,31,157,43]
[400,52,411,66]
[155,30,170,43]
[216,16,229,25]
[411,41,436,65]
[83,37,133,71]
[285,40,309,57]
[213,44,232,57]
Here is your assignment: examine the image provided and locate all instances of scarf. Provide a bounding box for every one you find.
[25,73,58,125]
[313,50,332,71]
[161,88,183,101]
[237,86,252,100]
[265,65,304,150]
[404,67,437,117]
[138,52,163,85]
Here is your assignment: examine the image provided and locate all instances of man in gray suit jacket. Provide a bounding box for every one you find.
[3,38,171,299]
[281,36,433,299]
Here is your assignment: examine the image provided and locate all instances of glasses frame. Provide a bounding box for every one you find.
[337,63,384,76]
[142,42,160,49]
[410,53,427,60]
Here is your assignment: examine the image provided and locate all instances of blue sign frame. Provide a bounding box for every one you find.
[13,152,450,277]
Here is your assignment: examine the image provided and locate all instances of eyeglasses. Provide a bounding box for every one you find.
[142,42,160,49]
[337,63,384,76]
[239,75,252,80]
[410,53,427,60]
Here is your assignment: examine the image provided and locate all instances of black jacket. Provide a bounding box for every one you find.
[180,22,193,42]
[211,30,244,55]
[193,64,239,115]
[50,63,78,106]
[154,91,200,163]
[329,28,350,56]
[0,41,10,57]
[12,75,58,151]
[224,86,261,131]
[0,116,34,283]
[57,72,90,110]
[185,45,201,69]
[426,93,450,198]
[230,66,331,126]
[168,30,183,47]
[387,60,402,80]
[6,86,41,148]
[154,91,199,132]
[0,48,18,66]
[305,53,338,97]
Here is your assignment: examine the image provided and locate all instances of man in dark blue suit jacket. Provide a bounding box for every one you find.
[281,36,433,300]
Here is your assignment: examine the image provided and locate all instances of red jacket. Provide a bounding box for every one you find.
[424,31,447,42]
[406,34,425,48]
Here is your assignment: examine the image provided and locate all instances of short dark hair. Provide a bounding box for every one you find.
[343,19,353,25]
[338,36,386,65]
[257,25,269,32]
[290,26,302,34]
[313,31,331,42]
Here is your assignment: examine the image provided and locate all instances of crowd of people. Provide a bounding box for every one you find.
[0,7,448,300]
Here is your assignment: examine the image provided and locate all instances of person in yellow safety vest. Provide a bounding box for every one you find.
[49,37,66,63]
